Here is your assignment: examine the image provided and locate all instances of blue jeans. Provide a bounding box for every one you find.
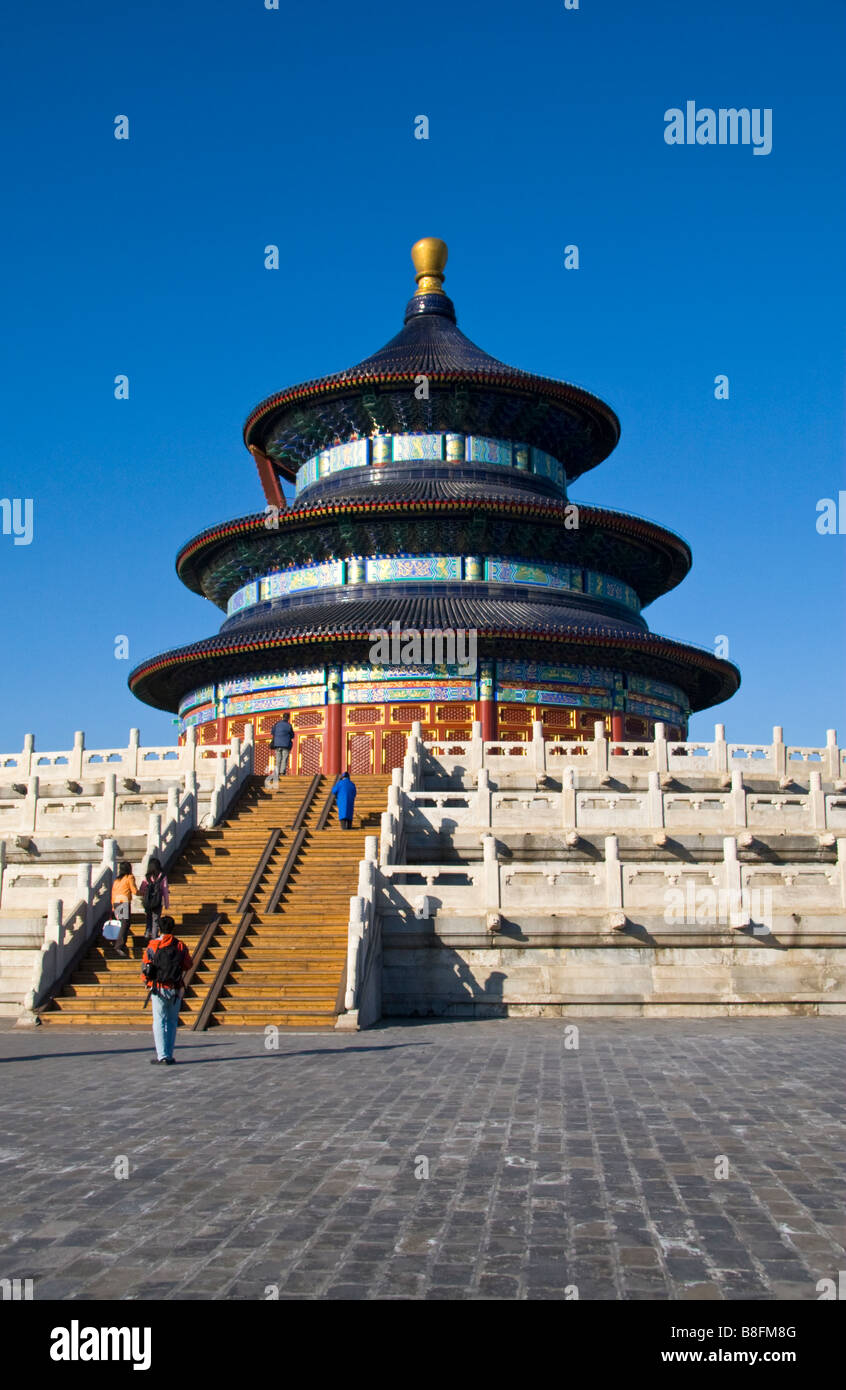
[151,988,181,1060]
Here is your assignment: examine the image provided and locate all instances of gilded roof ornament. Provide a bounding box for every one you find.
[411,237,448,296]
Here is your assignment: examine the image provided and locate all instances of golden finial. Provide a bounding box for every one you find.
[411,237,448,296]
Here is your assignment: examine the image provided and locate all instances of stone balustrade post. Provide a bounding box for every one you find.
[647,770,664,827]
[722,836,747,928]
[101,839,117,889]
[103,772,117,832]
[147,813,161,859]
[127,728,140,778]
[21,733,34,779]
[653,722,668,774]
[213,754,226,791]
[166,785,179,826]
[561,767,576,827]
[70,731,85,780]
[531,721,546,775]
[46,897,63,947]
[379,812,394,866]
[730,770,747,828]
[808,771,825,829]
[364,835,378,865]
[593,721,609,777]
[243,723,254,771]
[482,833,500,916]
[176,725,193,774]
[713,723,728,774]
[228,737,242,776]
[604,835,623,913]
[76,863,92,930]
[825,729,840,782]
[24,775,39,834]
[772,726,786,778]
[344,898,365,1012]
[470,720,483,773]
[475,768,492,827]
[0,840,5,909]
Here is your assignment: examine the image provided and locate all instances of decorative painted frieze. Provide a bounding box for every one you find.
[293,433,568,495]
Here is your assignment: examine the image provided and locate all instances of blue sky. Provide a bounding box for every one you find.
[0,0,843,752]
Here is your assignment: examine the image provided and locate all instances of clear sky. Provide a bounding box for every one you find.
[1,0,843,752]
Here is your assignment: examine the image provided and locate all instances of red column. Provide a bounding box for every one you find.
[480,699,496,742]
[479,660,497,742]
[611,712,625,751]
[324,666,343,776]
[324,704,342,777]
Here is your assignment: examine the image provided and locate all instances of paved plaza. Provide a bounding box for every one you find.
[0,1019,843,1301]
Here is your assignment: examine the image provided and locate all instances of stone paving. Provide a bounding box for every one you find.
[0,1019,843,1301]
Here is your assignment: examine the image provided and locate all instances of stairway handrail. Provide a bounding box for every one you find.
[190,824,283,1030]
[289,775,321,832]
[191,910,255,1032]
[235,827,283,914]
[264,776,323,913]
[182,914,222,990]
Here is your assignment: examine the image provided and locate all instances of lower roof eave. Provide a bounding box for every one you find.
[129,627,740,717]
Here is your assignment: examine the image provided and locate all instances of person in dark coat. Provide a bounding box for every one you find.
[270,715,295,779]
[331,771,357,829]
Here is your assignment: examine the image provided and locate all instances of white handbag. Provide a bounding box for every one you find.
[102,918,122,941]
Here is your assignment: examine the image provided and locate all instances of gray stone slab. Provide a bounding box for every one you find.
[0,1018,843,1301]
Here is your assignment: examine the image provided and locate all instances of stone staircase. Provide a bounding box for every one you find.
[205,775,389,1028]
[38,774,389,1029]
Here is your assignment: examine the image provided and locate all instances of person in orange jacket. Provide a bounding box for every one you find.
[110,860,138,958]
[141,916,193,1065]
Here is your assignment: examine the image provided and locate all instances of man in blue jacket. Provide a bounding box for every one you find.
[331,771,357,829]
[270,715,295,780]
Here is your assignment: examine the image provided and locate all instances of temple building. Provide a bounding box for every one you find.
[129,239,739,774]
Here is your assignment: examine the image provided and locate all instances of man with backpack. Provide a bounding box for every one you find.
[139,857,169,941]
[269,714,295,780]
[141,916,192,1065]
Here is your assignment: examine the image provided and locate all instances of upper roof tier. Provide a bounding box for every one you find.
[243,238,621,485]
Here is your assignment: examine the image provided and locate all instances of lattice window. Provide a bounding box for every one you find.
[499,707,531,724]
[579,710,607,730]
[542,707,573,728]
[347,732,373,775]
[625,716,648,737]
[298,734,322,775]
[202,722,220,743]
[435,704,472,722]
[348,707,382,725]
[259,716,277,735]
[390,705,427,723]
[294,709,323,729]
[381,731,406,772]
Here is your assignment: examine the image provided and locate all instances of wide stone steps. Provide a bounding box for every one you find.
[39,772,391,1030]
